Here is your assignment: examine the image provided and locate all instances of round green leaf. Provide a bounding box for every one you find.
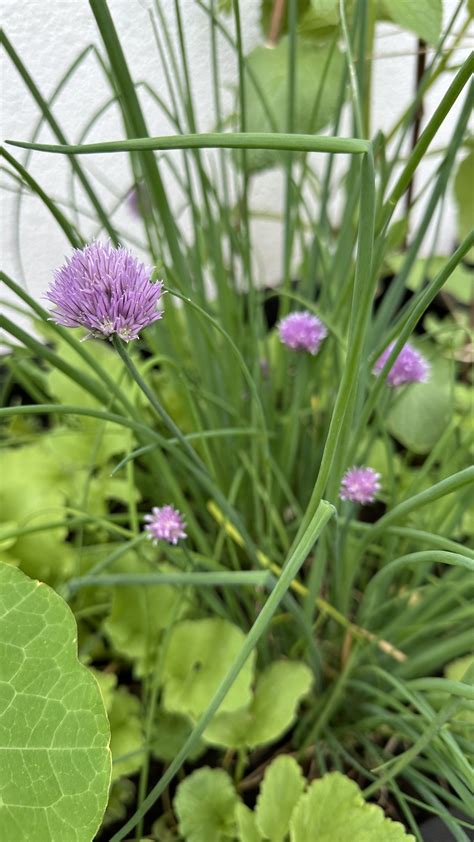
[204,660,313,748]
[289,772,415,841]
[161,618,256,719]
[387,357,453,454]
[241,38,344,172]
[0,563,111,842]
[381,0,442,45]
[174,767,240,842]
[256,756,305,842]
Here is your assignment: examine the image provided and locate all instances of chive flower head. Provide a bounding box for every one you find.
[373,341,429,387]
[144,505,187,545]
[46,241,163,341]
[278,311,328,355]
[340,466,381,504]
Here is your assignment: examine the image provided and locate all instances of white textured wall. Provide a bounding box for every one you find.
[1,0,472,311]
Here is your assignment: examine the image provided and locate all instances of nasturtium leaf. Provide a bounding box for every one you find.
[161,618,256,719]
[104,570,185,676]
[387,357,452,454]
[454,150,474,262]
[381,0,442,45]
[204,660,312,748]
[255,756,305,842]
[289,772,415,841]
[241,38,344,171]
[152,710,204,762]
[174,767,240,842]
[235,803,263,842]
[0,563,111,842]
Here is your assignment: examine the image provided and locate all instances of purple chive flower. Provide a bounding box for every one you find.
[373,341,430,387]
[46,241,163,342]
[278,311,328,355]
[144,505,187,545]
[340,466,381,505]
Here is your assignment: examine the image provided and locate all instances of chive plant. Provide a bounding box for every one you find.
[1,1,473,840]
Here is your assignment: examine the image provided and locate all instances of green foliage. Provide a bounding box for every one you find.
[381,0,442,44]
[241,38,344,171]
[173,761,415,842]
[2,2,472,840]
[204,661,313,748]
[104,565,185,676]
[387,357,452,454]
[161,618,256,719]
[174,768,240,842]
[93,670,144,781]
[152,711,205,762]
[289,772,415,841]
[0,563,111,841]
[255,756,305,841]
[454,149,474,261]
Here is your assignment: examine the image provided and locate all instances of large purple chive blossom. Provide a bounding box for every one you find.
[340,466,381,505]
[278,311,328,355]
[373,341,430,387]
[46,242,163,342]
[144,505,187,545]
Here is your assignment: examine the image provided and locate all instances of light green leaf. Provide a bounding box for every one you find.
[289,772,415,841]
[152,711,204,762]
[0,563,111,842]
[454,150,474,262]
[387,357,453,454]
[109,687,144,781]
[387,254,473,305]
[204,660,313,748]
[104,570,185,677]
[0,442,75,583]
[235,803,263,842]
[382,0,442,45]
[174,767,240,842]
[256,756,305,842]
[162,618,256,719]
[242,38,344,171]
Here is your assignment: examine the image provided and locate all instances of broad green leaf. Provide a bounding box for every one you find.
[152,710,204,762]
[0,442,75,583]
[104,569,185,676]
[387,357,453,454]
[236,803,263,842]
[260,0,313,39]
[382,0,442,45]
[289,772,415,841]
[174,767,240,842]
[454,150,474,262]
[255,756,305,842]
[204,660,312,748]
[0,563,111,842]
[161,618,256,718]
[387,254,473,305]
[242,38,344,171]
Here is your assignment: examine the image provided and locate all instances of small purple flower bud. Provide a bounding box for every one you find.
[340,466,381,505]
[373,341,430,387]
[278,311,328,355]
[46,241,163,342]
[144,505,187,545]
